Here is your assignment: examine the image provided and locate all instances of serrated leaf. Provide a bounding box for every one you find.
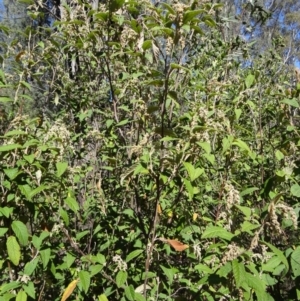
[245,273,264,292]
[60,208,69,226]
[65,196,79,213]
[18,184,32,200]
[262,241,288,276]
[291,184,300,197]
[56,162,68,177]
[240,187,259,196]
[197,141,211,154]
[29,185,46,199]
[170,63,190,73]
[281,98,299,108]
[160,266,177,282]
[96,253,106,265]
[194,264,213,274]
[291,247,300,277]
[124,285,135,301]
[235,205,251,218]
[23,281,36,299]
[6,236,21,266]
[40,248,51,269]
[89,264,103,277]
[245,73,255,88]
[126,249,143,263]
[201,226,234,241]
[79,271,90,294]
[0,228,8,237]
[235,108,242,120]
[3,168,20,180]
[135,292,146,301]
[16,290,27,301]
[24,257,39,276]
[275,150,284,161]
[0,144,22,152]
[183,10,206,23]
[4,130,27,137]
[232,259,246,287]
[232,139,251,153]
[142,40,152,50]
[11,221,29,246]
[0,281,21,294]
[183,178,194,200]
[116,270,127,288]
[240,221,260,234]
[98,294,108,301]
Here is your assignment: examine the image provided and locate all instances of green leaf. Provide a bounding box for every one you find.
[281,98,299,108]
[0,206,13,218]
[194,264,213,274]
[240,187,258,196]
[0,228,8,237]
[76,230,89,241]
[89,264,103,277]
[16,290,27,301]
[291,247,300,277]
[96,253,106,265]
[56,162,68,177]
[197,141,211,154]
[40,248,51,269]
[142,40,152,50]
[0,96,12,103]
[98,294,109,301]
[11,221,29,246]
[183,10,206,23]
[23,282,35,299]
[183,178,194,200]
[184,162,204,181]
[170,63,190,73]
[126,249,143,263]
[124,285,135,301]
[235,108,242,121]
[4,130,27,137]
[116,270,127,288]
[222,135,233,153]
[65,196,79,213]
[23,154,35,164]
[275,150,284,161]
[201,226,234,241]
[134,292,146,301]
[262,241,289,276]
[291,184,300,197]
[0,144,22,152]
[109,0,125,12]
[232,139,251,153]
[262,256,282,272]
[232,259,246,288]
[234,205,251,218]
[116,119,129,126]
[160,266,177,283]
[3,168,21,180]
[24,257,39,276]
[240,221,260,234]
[0,281,21,294]
[65,253,76,268]
[79,271,90,294]
[6,236,21,266]
[18,184,32,200]
[245,73,255,89]
[29,185,47,199]
[60,208,69,226]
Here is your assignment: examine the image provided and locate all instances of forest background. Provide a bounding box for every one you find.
[1,0,300,300]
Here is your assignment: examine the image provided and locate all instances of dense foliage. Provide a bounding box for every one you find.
[1,0,300,300]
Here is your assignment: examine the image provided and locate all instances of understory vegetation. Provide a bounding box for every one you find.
[1,0,300,300]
